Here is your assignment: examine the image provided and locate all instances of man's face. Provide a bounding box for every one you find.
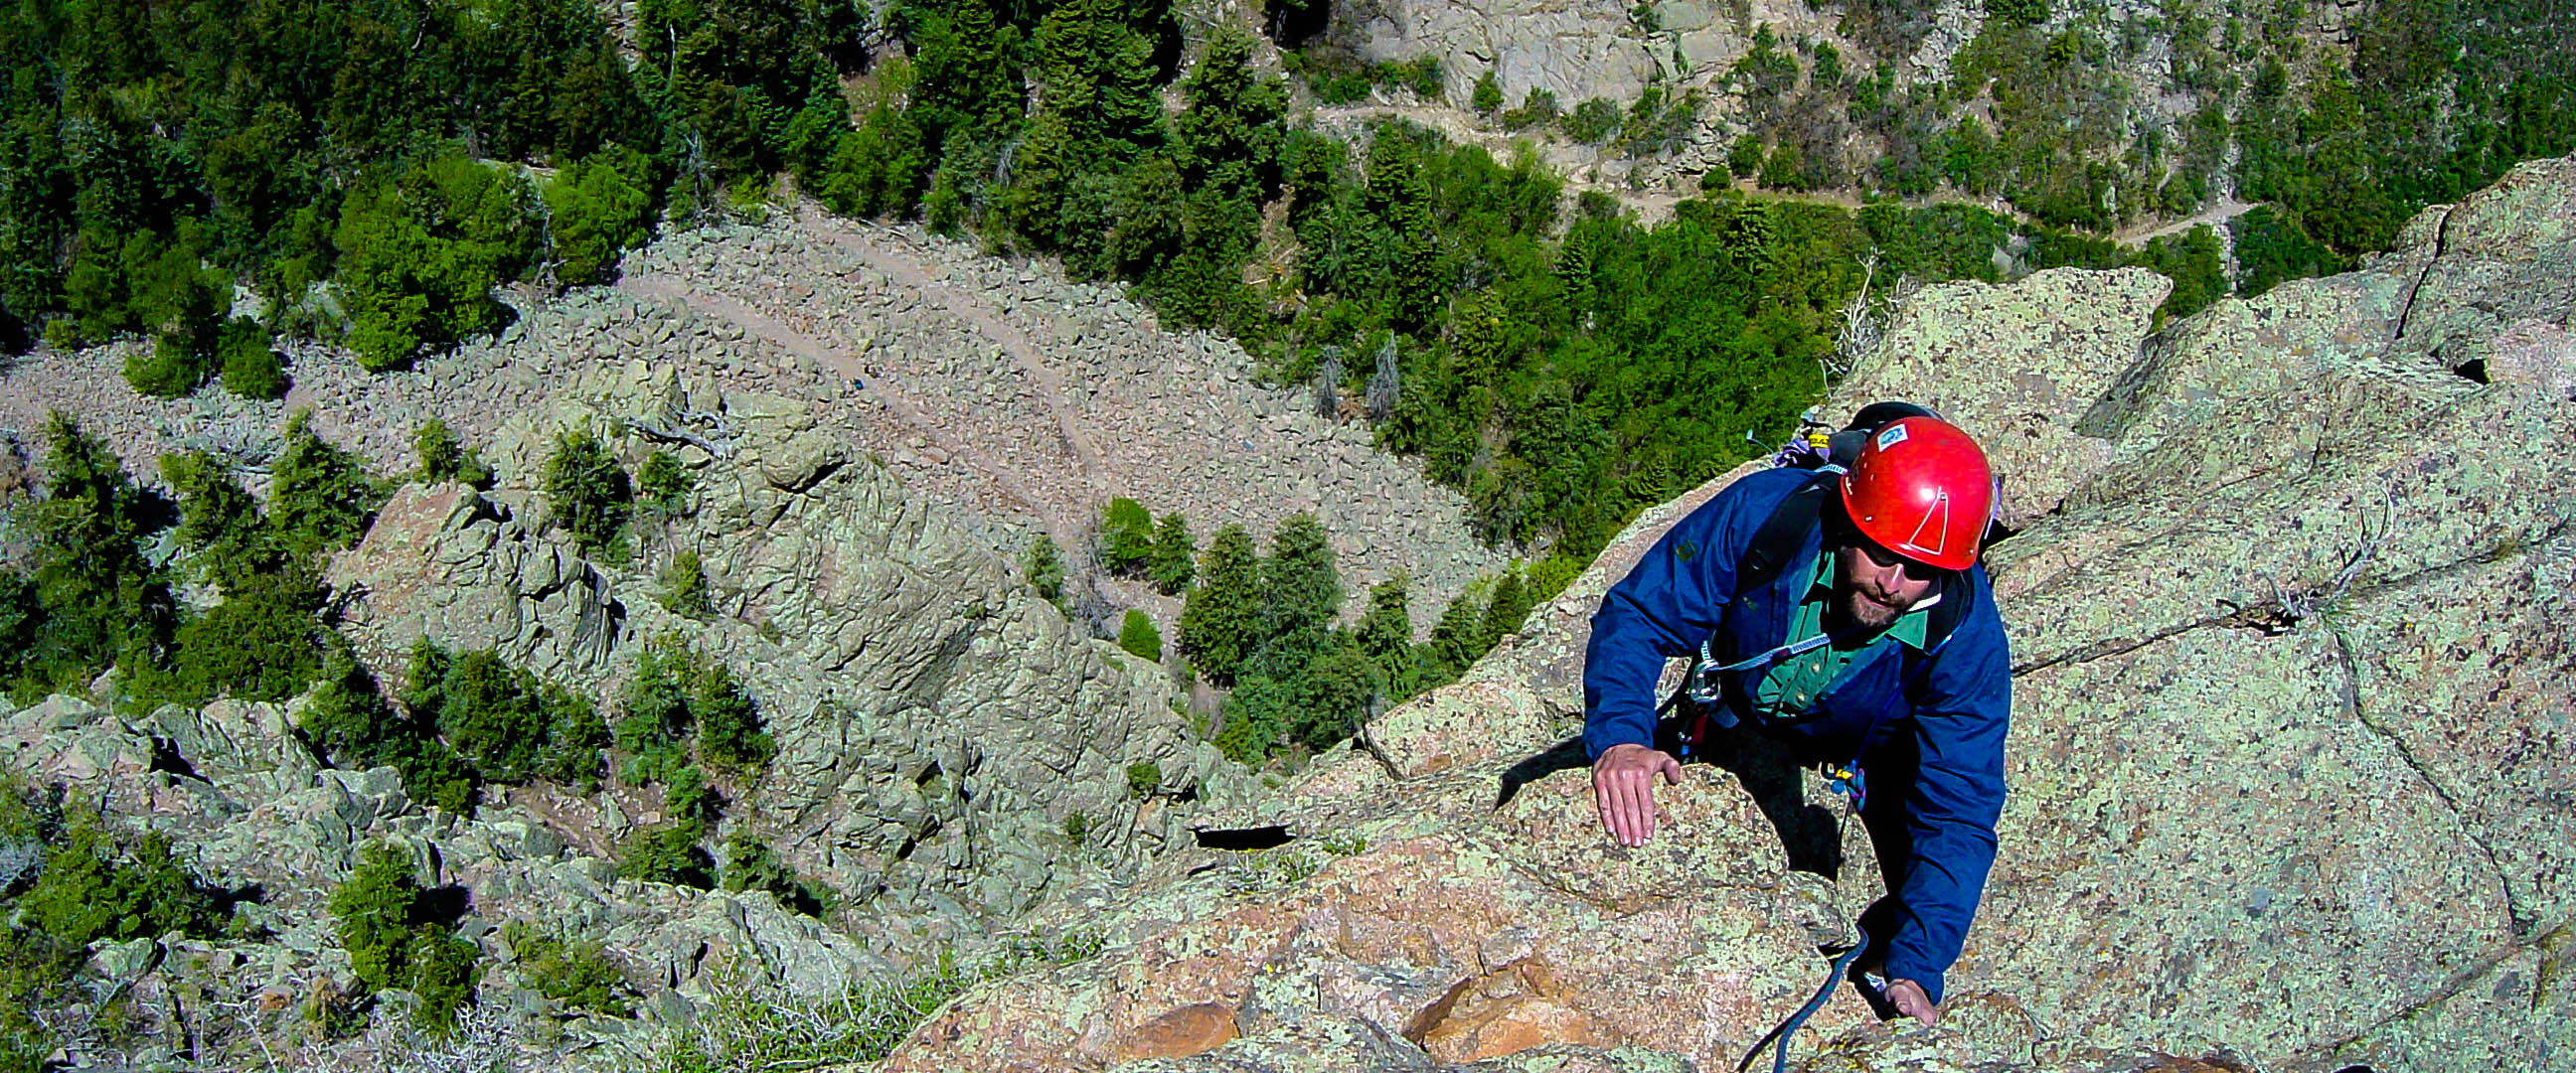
[1833,535,1942,632]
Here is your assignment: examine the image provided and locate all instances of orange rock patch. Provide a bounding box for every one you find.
[1113,1002,1239,1061]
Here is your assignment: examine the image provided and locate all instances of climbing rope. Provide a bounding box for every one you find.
[1734,927,1870,1073]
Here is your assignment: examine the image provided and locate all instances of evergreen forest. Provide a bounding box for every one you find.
[0,0,2569,602]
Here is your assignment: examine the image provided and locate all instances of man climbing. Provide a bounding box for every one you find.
[1581,409,2012,1028]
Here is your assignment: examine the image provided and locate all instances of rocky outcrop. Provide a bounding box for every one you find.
[878,153,2576,1072]
[329,358,1255,928]
[612,214,1508,632]
[0,211,1504,638]
[0,692,899,1070]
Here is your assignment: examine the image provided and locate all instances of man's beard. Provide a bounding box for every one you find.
[1841,585,1911,633]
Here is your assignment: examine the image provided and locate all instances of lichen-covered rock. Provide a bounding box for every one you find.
[1828,266,2171,527]
[329,359,1257,932]
[882,153,2576,1073]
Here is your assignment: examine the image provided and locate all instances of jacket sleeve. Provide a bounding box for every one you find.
[1581,482,1762,761]
[1881,568,2012,1005]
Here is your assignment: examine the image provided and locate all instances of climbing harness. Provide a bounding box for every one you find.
[1735,926,1872,1073]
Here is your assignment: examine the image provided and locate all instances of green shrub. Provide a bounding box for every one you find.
[544,148,655,286]
[1986,0,2047,28]
[0,923,80,1070]
[6,412,179,701]
[693,661,773,774]
[328,841,483,1029]
[301,652,406,767]
[124,331,211,397]
[720,833,834,917]
[663,765,722,828]
[65,226,228,353]
[413,418,494,488]
[161,450,284,590]
[1617,86,1699,156]
[660,549,712,620]
[1563,98,1621,144]
[1355,576,1416,700]
[18,807,222,947]
[1023,533,1065,604]
[617,823,714,889]
[405,642,606,788]
[271,409,390,558]
[1124,760,1162,798]
[637,450,693,518]
[1099,498,1154,576]
[616,638,695,785]
[335,156,536,371]
[1476,568,1533,649]
[1502,87,1560,132]
[216,317,288,400]
[1420,591,1483,690]
[303,650,483,813]
[1471,72,1504,114]
[1395,55,1444,100]
[1178,524,1260,683]
[2230,205,2348,298]
[1759,141,1809,190]
[1260,513,1339,641]
[542,428,631,549]
[1117,609,1162,663]
[161,568,324,703]
[1727,134,1766,179]
[614,636,770,781]
[502,921,630,1016]
[1148,512,1195,594]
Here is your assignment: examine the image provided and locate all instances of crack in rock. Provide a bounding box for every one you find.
[2325,626,2516,924]
[2012,529,2567,677]
[2391,204,2457,345]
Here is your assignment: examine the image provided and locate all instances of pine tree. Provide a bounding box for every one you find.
[1100,498,1155,576]
[542,427,630,550]
[1260,512,1340,643]
[1478,568,1533,649]
[272,409,390,558]
[1173,26,1288,194]
[1030,0,1163,159]
[15,411,178,694]
[1423,591,1483,688]
[1118,609,1163,663]
[1149,511,1196,594]
[161,450,282,591]
[1024,533,1066,604]
[1178,524,1261,683]
[1356,576,1416,700]
[692,660,773,775]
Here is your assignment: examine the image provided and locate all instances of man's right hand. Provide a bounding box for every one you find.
[1591,742,1684,846]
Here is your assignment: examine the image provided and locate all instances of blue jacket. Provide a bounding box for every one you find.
[1582,467,2012,1003]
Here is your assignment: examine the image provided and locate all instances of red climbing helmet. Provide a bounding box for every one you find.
[1839,415,1995,571]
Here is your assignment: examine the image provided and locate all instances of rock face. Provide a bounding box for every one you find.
[0,692,898,1070]
[880,153,2576,1072]
[611,213,1508,633]
[329,358,1253,928]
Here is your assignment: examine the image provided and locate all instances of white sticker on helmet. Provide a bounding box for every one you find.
[1876,423,1910,450]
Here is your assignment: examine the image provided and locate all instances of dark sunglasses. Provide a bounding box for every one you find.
[1852,536,1946,583]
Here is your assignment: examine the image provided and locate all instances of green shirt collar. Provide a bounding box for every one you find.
[1803,549,1939,651]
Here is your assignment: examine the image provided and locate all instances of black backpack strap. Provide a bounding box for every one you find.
[1731,473,1838,600]
[1923,572,1970,652]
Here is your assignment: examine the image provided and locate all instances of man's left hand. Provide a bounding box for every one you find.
[1884,979,1938,1027]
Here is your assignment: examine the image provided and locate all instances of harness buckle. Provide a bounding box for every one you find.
[1822,761,1866,811]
